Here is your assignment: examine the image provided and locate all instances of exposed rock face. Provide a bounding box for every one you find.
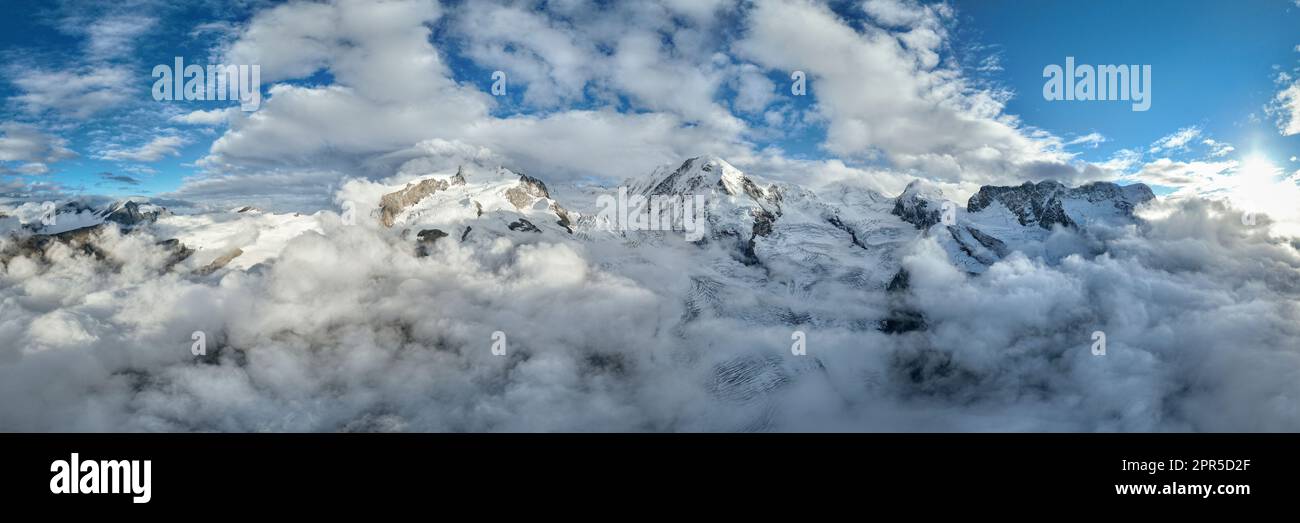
[104,201,163,229]
[887,269,910,293]
[891,179,947,230]
[194,248,243,276]
[57,201,98,215]
[508,218,541,233]
[156,239,194,272]
[967,180,1154,229]
[415,229,448,257]
[963,225,1007,256]
[379,178,452,227]
[880,310,926,334]
[1,224,110,265]
[505,172,551,210]
[739,208,778,264]
[552,203,573,233]
[825,214,868,250]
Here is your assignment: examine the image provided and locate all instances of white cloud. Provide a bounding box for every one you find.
[84,14,157,60]
[1272,80,1300,136]
[170,108,235,126]
[731,66,777,114]
[3,179,1300,431]
[1202,138,1235,158]
[733,0,1066,184]
[181,0,1089,204]
[1066,132,1106,148]
[99,135,187,162]
[188,0,759,195]
[1148,126,1202,153]
[0,123,77,174]
[201,0,492,174]
[1131,157,1235,189]
[8,66,133,119]
[1096,148,1141,173]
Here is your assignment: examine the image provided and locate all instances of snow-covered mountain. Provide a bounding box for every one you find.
[888,177,1156,273]
[1,156,1154,333]
[22,156,1291,433]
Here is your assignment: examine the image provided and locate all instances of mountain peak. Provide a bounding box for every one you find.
[892,179,947,229]
[638,156,759,200]
[505,171,553,210]
[968,179,1153,229]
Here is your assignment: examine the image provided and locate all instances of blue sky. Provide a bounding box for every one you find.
[1,0,1299,208]
[958,0,1300,166]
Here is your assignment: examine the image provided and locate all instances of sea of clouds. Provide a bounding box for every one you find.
[1,188,1298,432]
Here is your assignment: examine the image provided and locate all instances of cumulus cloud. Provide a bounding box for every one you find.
[0,123,77,174]
[201,0,492,172]
[171,108,235,126]
[83,14,158,61]
[184,0,766,200]
[180,0,1081,204]
[7,66,133,120]
[733,0,1070,185]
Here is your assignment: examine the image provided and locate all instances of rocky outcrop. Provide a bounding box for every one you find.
[505,172,551,210]
[194,248,243,276]
[967,180,1153,229]
[104,201,164,229]
[508,218,541,233]
[1,224,110,265]
[891,180,948,230]
[415,229,448,257]
[379,178,453,227]
[156,239,194,272]
[552,203,573,233]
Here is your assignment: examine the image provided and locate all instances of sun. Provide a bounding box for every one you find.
[1227,154,1300,236]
